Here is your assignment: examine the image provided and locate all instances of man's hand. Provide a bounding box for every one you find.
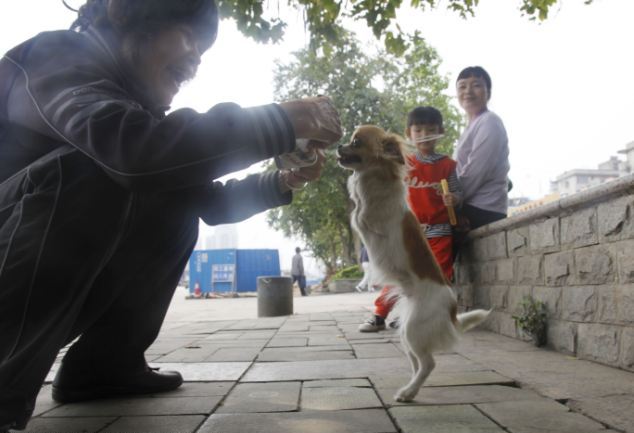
[279,96,343,147]
[279,149,326,193]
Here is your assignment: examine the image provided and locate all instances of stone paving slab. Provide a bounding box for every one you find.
[101,415,206,433]
[375,384,545,407]
[301,386,383,411]
[150,362,250,381]
[476,399,609,433]
[265,337,308,347]
[258,348,355,361]
[206,347,261,361]
[303,378,373,388]
[216,382,301,413]
[148,381,234,397]
[43,395,222,417]
[352,343,403,358]
[369,370,515,390]
[242,354,490,382]
[11,417,115,433]
[199,409,397,433]
[389,405,506,433]
[568,394,634,433]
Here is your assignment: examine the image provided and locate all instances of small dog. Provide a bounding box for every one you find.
[337,125,490,402]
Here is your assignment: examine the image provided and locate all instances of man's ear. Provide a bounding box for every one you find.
[107,0,133,31]
[382,134,405,165]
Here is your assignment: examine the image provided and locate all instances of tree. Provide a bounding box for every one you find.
[217,0,594,53]
[266,31,461,274]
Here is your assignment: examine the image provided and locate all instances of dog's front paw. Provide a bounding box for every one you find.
[394,386,417,402]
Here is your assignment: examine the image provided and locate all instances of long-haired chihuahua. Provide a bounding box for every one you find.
[337,125,490,402]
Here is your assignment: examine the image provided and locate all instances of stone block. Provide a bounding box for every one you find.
[618,284,634,324]
[486,311,517,338]
[496,259,515,284]
[532,286,561,318]
[574,245,615,285]
[560,208,598,249]
[598,194,634,242]
[507,285,532,317]
[507,227,529,257]
[546,320,577,354]
[487,231,508,259]
[577,323,621,365]
[544,251,573,286]
[516,255,544,285]
[475,262,497,285]
[561,286,596,322]
[615,239,634,283]
[489,285,509,309]
[596,286,619,324]
[101,416,206,433]
[474,285,491,309]
[529,218,560,253]
[619,327,634,371]
[568,394,634,433]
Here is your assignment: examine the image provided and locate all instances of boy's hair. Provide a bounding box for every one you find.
[457,66,492,99]
[70,0,219,49]
[407,106,443,128]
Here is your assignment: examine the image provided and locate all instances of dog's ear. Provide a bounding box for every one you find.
[382,134,405,165]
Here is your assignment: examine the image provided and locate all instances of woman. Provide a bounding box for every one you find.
[454,66,510,230]
[0,0,341,429]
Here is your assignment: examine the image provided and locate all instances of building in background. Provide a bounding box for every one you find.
[550,144,632,197]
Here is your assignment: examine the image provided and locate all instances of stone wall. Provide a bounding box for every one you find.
[455,174,634,372]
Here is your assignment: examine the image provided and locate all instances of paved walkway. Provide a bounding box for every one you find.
[19,291,634,432]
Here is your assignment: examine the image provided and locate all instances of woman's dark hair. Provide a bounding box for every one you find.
[70,0,219,49]
[407,106,443,128]
[457,66,492,99]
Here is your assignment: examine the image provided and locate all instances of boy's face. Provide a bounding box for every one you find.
[407,124,443,154]
[127,24,209,108]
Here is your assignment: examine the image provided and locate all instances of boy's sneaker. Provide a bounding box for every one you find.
[358,315,386,332]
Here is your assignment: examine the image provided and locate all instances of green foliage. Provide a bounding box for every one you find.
[331,265,363,280]
[217,0,594,54]
[512,296,548,347]
[266,30,461,273]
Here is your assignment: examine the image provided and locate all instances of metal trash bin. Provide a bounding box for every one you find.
[257,276,293,317]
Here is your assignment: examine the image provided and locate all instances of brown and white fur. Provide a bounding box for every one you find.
[337,125,490,402]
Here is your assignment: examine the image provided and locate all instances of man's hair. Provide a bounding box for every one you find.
[457,66,492,98]
[295,247,301,253]
[407,106,443,128]
[70,0,219,48]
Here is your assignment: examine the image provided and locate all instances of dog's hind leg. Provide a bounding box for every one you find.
[400,336,419,375]
[394,350,435,402]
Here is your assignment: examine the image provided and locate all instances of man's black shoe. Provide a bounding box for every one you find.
[52,364,183,403]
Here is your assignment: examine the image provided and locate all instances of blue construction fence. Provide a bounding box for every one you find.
[188,249,281,294]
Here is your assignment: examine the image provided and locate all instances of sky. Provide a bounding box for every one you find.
[2,0,633,277]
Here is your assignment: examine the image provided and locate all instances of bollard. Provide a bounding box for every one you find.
[257,276,293,317]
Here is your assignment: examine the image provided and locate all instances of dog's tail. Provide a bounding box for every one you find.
[455,309,491,333]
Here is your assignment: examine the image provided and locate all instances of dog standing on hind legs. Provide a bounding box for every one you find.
[337,125,490,402]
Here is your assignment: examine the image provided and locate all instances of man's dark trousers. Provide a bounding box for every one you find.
[0,146,198,427]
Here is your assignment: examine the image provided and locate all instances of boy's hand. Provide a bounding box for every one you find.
[279,96,343,147]
[442,193,458,207]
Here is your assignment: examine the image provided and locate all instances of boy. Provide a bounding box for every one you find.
[0,0,341,429]
[359,106,461,332]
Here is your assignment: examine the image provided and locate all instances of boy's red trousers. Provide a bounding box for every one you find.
[374,235,454,319]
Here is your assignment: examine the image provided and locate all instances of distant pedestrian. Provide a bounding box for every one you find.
[355,244,375,292]
[291,247,307,296]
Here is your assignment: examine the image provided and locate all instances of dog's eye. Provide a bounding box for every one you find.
[351,138,361,147]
